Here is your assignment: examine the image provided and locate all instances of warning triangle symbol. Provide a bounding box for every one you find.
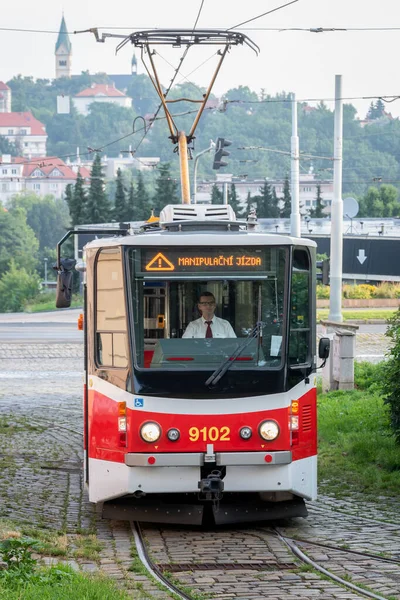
[145,252,175,271]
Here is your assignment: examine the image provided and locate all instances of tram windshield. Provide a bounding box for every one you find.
[127,246,289,372]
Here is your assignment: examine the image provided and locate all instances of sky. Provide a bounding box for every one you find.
[1,0,400,118]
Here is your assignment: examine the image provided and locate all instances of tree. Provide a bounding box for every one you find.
[382,309,400,443]
[0,135,17,156]
[0,260,41,312]
[228,183,243,216]
[64,183,73,218]
[69,172,87,226]
[0,207,39,277]
[152,163,179,214]
[84,154,110,224]
[358,185,400,218]
[257,181,280,218]
[280,175,291,218]
[135,172,152,220]
[113,168,130,222]
[367,99,385,121]
[211,184,223,204]
[8,193,70,250]
[309,184,324,218]
[245,191,256,215]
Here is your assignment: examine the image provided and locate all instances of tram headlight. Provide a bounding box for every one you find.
[239,426,252,440]
[140,422,161,443]
[167,428,180,442]
[259,420,280,441]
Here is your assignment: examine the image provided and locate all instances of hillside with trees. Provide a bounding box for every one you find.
[6,74,400,200]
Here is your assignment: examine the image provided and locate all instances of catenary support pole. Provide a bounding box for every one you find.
[290,93,301,237]
[328,75,344,322]
[178,131,191,204]
[223,182,228,205]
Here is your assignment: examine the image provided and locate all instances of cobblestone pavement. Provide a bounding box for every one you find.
[0,343,399,600]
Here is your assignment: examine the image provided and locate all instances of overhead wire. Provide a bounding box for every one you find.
[192,0,205,32]
[4,24,400,35]
[123,0,205,157]
[227,0,299,31]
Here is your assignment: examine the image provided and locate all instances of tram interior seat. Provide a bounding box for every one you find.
[149,338,266,369]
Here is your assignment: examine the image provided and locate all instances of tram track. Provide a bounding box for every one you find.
[273,528,396,600]
[131,521,196,600]
[133,522,400,600]
[276,533,400,565]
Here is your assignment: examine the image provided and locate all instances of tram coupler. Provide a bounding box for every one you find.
[198,469,224,501]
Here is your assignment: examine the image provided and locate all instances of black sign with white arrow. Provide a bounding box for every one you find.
[307,235,400,281]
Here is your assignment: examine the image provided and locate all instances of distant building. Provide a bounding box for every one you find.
[73,83,132,116]
[0,82,12,113]
[0,111,47,157]
[55,15,72,79]
[195,171,333,214]
[0,155,90,204]
[108,53,138,93]
[105,155,160,178]
[0,155,24,201]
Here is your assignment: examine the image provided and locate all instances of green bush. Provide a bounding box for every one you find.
[343,283,376,299]
[372,282,400,299]
[316,284,330,299]
[0,261,41,312]
[354,361,385,393]
[381,308,400,443]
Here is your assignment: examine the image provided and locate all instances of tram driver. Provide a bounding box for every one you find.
[182,292,236,339]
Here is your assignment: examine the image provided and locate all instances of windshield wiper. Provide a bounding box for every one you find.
[205,322,265,387]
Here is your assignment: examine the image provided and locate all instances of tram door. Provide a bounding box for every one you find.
[143,284,167,342]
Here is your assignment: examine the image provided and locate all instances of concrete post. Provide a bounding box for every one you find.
[320,320,358,391]
[290,93,301,238]
[332,331,356,390]
[328,75,344,322]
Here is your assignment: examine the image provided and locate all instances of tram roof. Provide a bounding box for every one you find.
[84,228,317,250]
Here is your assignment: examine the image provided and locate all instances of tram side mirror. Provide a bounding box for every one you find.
[54,258,76,308]
[318,337,330,360]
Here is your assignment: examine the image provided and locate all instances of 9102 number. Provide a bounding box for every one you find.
[189,426,230,442]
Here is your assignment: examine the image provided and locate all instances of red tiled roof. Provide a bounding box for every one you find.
[78,166,91,178]
[0,112,46,135]
[0,82,10,90]
[75,83,126,98]
[22,157,78,179]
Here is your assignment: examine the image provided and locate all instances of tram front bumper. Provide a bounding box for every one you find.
[124,451,292,467]
[88,453,315,503]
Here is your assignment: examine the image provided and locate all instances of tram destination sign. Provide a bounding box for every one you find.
[142,248,265,273]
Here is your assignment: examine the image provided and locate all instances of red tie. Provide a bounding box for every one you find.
[205,321,213,338]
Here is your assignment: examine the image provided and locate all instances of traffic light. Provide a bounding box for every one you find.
[316,259,330,285]
[212,137,232,170]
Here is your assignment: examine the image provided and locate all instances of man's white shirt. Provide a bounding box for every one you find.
[182,316,236,338]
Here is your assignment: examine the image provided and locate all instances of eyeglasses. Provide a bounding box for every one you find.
[198,301,215,306]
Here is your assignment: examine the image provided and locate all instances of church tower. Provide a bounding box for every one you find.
[55,15,72,79]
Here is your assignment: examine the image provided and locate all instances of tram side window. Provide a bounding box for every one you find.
[96,248,128,368]
[289,248,311,365]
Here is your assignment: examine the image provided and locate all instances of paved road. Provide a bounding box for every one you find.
[0,309,83,344]
[0,310,390,355]
[0,344,398,600]
[0,322,83,344]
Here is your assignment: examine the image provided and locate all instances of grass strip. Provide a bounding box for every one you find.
[317,308,396,321]
[318,363,400,497]
[0,565,133,599]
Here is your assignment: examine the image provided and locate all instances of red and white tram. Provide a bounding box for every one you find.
[57,203,329,524]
